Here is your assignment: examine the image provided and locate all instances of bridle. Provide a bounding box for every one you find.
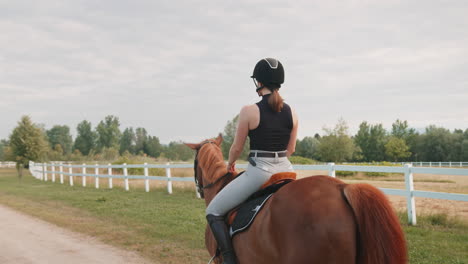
[193,140,233,199]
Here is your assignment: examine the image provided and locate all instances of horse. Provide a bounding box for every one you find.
[186,135,407,264]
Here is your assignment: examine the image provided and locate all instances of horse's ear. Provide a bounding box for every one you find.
[215,133,223,146]
[184,143,199,150]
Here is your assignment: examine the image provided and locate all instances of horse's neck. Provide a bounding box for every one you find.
[203,160,232,205]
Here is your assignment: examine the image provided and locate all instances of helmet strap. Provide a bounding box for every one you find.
[253,78,265,96]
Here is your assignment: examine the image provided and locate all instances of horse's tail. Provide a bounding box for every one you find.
[343,183,407,264]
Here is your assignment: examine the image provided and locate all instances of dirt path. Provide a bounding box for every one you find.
[0,204,152,264]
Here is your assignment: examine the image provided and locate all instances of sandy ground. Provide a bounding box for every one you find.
[0,204,152,264]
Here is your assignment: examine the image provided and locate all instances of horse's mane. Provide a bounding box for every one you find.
[198,143,228,182]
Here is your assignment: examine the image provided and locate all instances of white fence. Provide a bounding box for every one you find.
[28,161,468,226]
[0,162,16,168]
[342,161,468,167]
[399,162,468,167]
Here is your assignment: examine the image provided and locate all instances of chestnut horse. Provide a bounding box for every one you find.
[186,135,407,264]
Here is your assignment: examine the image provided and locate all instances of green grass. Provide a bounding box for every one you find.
[398,212,468,264]
[1,168,467,263]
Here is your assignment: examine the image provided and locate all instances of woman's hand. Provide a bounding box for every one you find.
[227,162,236,173]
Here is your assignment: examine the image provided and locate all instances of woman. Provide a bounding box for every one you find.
[206,58,299,264]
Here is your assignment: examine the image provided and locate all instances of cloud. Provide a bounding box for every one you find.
[1,0,467,143]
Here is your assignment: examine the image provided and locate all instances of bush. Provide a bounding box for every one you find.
[289,156,318,164]
[345,161,403,177]
[112,157,165,176]
[336,171,356,177]
[365,171,390,177]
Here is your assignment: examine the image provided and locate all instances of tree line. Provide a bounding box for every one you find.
[220,117,468,163]
[0,115,193,166]
[292,119,468,163]
[1,115,467,167]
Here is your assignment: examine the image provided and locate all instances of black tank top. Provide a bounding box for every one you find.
[248,94,293,151]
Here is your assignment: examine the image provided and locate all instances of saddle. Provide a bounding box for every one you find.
[227,172,296,237]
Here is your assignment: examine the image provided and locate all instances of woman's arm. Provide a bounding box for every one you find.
[286,108,299,157]
[227,106,251,170]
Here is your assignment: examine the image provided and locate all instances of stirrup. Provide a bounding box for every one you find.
[208,255,216,264]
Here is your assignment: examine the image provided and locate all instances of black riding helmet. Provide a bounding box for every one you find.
[251,58,284,92]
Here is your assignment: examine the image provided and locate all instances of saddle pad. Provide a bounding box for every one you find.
[229,193,273,237]
[229,180,293,237]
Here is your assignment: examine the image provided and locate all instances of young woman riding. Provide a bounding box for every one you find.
[205,58,299,264]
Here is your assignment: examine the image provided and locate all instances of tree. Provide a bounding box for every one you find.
[318,119,355,162]
[419,125,451,161]
[461,139,468,161]
[391,119,418,160]
[353,122,387,161]
[221,115,250,160]
[135,127,148,154]
[354,122,371,161]
[448,129,464,161]
[120,128,136,154]
[391,119,410,139]
[96,115,121,150]
[462,129,468,161]
[146,136,162,158]
[46,125,73,154]
[164,141,194,161]
[368,124,387,161]
[295,136,320,160]
[0,139,7,160]
[385,137,411,161]
[9,116,48,178]
[74,120,97,155]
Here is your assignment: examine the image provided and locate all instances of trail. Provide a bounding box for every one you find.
[0,204,152,264]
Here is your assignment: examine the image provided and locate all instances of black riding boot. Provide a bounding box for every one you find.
[206,214,237,264]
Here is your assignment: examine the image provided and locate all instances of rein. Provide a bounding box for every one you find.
[193,140,234,198]
[201,171,233,190]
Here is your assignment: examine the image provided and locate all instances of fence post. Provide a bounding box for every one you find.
[59,163,64,184]
[108,164,113,189]
[69,165,73,186]
[42,163,46,181]
[82,163,86,187]
[327,163,336,178]
[124,163,129,191]
[51,163,56,182]
[429,162,432,167]
[405,164,416,225]
[166,162,172,194]
[144,163,149,192]
[29,162,33,178]
[195,184,201,199]
[95,164,99,189]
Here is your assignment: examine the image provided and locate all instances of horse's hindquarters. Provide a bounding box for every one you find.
[233,176,357,264]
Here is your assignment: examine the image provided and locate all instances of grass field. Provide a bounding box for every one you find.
[0,168,467,264]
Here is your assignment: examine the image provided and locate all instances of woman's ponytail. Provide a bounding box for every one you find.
[268,89,284,112]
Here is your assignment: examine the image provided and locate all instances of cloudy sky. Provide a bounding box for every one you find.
[1,0,467,144]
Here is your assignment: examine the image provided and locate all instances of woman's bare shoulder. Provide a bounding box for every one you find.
[240,104,258,114]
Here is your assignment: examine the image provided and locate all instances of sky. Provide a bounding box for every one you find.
[1,0,467,144]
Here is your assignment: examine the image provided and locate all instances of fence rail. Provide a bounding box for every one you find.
[0,162,16,168]
[27,161,468,226]
[342,161,468,167]
[401,161,468,167]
